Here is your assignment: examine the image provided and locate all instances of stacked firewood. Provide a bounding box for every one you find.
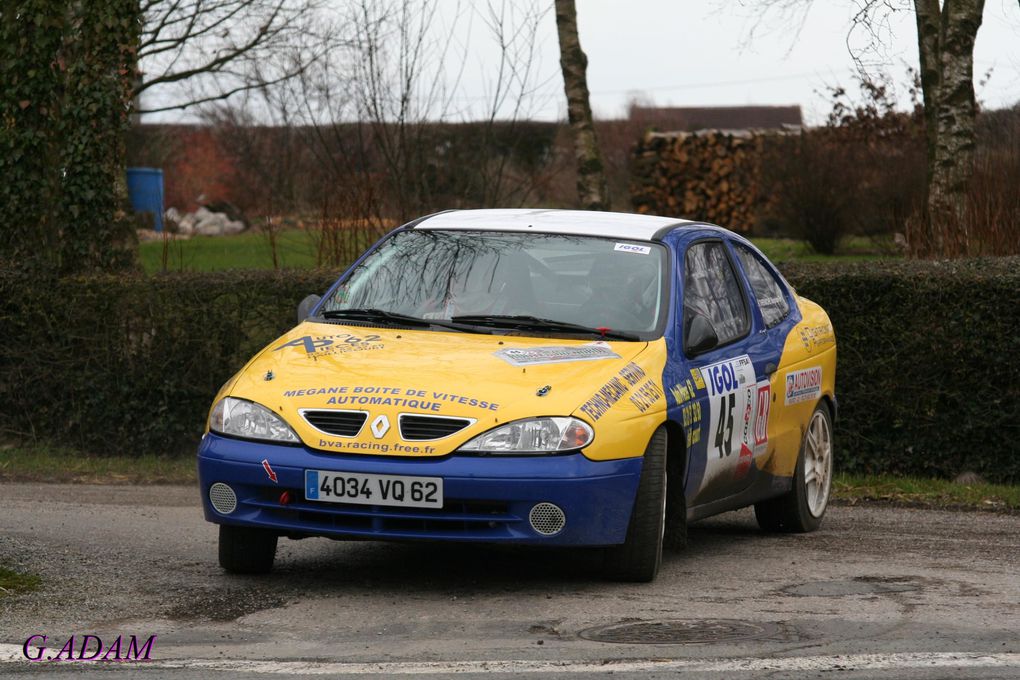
[630,129,791,232]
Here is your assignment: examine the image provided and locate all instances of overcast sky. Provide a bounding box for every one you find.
[146,1,1020,125]
[445,0,1020,124]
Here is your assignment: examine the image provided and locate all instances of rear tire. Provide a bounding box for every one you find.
[219,525,278,574]
[603,427,668,582]
[755,402,833,533]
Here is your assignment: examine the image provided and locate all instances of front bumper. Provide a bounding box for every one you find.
[197,433,644,546]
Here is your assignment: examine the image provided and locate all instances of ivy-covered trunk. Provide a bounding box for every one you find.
[0,1,140,275]
[554,0,609,211]
[58,1,141,274]
[0,2,66,272]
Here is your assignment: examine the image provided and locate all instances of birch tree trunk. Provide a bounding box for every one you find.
[914,0,985,256]
[554,0,609,211]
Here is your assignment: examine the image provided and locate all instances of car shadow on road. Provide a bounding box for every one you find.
[160,510,810,622]
[238,508,773,592]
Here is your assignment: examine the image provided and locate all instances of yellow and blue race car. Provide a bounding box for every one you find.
[198,209,836,582]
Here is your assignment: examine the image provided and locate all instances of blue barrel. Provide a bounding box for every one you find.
[126,167,165,231]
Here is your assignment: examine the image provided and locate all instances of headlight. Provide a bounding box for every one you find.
[458,417,593,454]
[210,397,300,444]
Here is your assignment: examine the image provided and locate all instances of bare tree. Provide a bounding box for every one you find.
[137,0,334,114]
[913,0,984,254]
[554,0,609,211]
[200,0,552,264]
[288,0,550,219]
[746,0,1013,256]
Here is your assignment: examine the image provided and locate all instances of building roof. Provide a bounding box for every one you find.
[415,209,692,241]
[629,105,803,131]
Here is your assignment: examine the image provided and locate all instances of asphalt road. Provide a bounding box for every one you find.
[1,483,1018,679]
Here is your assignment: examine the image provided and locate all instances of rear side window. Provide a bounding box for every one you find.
[683,241,749,346]
[734,244,791,328]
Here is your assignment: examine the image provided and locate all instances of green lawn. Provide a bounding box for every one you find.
[140,229,321,273]
[140,229,896,273]
[754,236,896,263]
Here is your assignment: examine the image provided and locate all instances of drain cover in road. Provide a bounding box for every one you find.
[579,619,773,645]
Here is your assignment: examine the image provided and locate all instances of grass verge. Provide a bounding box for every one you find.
[1,447,1016,513]
[0,446,196,485]
[832,473,1020,513]
[0,566,41,597]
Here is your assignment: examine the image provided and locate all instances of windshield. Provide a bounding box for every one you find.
[319,230,669,338]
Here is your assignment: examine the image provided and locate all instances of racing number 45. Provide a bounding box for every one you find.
[714,393,735,458]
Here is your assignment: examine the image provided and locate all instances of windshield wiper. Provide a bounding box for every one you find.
[318,308,486,334]
[450,314,640,341]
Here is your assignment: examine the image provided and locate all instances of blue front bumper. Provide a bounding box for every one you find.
[197,433,644,546]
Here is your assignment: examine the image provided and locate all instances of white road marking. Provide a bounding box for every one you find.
[3,645,1019,675]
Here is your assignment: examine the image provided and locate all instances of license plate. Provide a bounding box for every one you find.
[304,470,443,509]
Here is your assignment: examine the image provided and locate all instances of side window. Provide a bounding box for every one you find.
[734,244,791,328]
[683,241,749,347]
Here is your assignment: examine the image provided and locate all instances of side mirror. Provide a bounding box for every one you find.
[685,313,719,356]
[297,294,322,323]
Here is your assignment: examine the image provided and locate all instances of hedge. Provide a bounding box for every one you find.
[1,259,1017,482]
[785,258,1020,482]
[0,270,336,457]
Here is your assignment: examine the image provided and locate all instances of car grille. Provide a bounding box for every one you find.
[302,409,367,437]
[399,415,473,441]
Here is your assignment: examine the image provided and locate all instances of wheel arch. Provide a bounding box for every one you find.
[660,417,689,541]
[820,393,838,423]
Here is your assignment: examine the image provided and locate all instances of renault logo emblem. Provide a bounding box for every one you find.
[370,414,390,439]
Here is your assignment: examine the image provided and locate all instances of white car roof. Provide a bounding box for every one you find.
[414,209,692,242]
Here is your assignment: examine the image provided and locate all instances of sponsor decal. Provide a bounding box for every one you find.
[261,459,278,483]
[628,380,664,413]
[670,377,703,446]
[785,366,822,405]
[274,332,384,357]
[695,355,763,489]
[754,384,770,446]
[578,362,647,421]
[702,355,753,398]
[281,385,500,413]
[314,439,437,455]
[494,343,620,366]
[689,368,706,391]
[735,442,754,479]
[680,401,702,446]
[613,242,651,255]
[739,385,754,453]
[669,378,697,405]
[798,323,836,351]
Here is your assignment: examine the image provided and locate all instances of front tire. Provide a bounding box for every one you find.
[603,427,668,582]
[219,525,278,574]
[754,402,833,533]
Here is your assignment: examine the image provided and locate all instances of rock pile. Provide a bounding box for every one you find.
[165,203,247,236]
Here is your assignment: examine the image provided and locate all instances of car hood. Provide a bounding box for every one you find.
[224,322,653,457]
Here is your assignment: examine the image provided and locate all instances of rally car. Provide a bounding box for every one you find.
[198,209,836,582]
